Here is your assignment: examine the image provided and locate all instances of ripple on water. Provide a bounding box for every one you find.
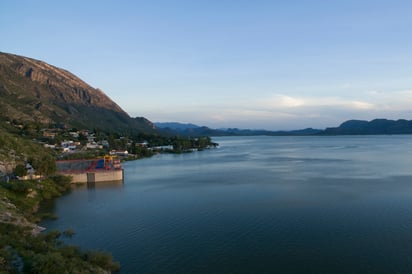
[42,136,412,273]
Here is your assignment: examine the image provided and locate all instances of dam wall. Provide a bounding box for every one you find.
[56,157,123,183]
[64,169,124,183]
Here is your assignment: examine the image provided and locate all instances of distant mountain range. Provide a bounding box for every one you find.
[156,119,412,136]
[323,119,412,135]
[0,52,155,133]
[154,122,200,131]
[155,122,323,136]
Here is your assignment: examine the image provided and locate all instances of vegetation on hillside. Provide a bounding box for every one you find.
[0,176,120,273]
[0,123,56,175]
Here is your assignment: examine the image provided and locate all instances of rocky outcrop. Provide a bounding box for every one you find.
[1,52,125,112]
[0,196,43,236]
[0,52,155,133]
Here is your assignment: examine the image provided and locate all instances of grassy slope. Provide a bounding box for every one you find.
[0,124,120,273]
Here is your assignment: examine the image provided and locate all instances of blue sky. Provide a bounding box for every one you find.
[2,0,412,129]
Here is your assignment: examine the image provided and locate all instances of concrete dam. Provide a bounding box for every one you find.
[56,156,123,183]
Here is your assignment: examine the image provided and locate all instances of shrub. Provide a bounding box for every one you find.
[85,250,121,272]
[14,164,27,177]
[12,181,31,193]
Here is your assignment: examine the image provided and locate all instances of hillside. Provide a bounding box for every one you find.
[155,122,200,131]
[156,121,322,136]
[158,118,412,136]
[323,119,412,135]
[0,52,155,133]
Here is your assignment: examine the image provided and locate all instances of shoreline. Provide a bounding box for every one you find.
[0,176,121,273]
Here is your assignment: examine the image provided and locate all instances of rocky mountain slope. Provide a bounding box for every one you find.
[0,52,155,133]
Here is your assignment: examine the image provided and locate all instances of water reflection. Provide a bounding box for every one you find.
[86,180,124,190]
[84,180,123,202]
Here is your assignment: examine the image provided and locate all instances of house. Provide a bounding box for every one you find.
[42,130,57,139]
[86,142,100,149]
[100,140,110,148]
[44,144,56,149]
[61,140,77,152]
[87,134,96,143]
[136,141,149,147]
[150,145,173,151]
[109,150,128,156]
[69,131,79,138]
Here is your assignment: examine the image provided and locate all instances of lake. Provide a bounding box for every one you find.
[42,135,412,273]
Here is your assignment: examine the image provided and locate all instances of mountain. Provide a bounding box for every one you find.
[323,119,412,135]
[0,52,155,133]
[155,122,200,131]
[158,118,412,136]
[155,122,226,136]
[219,127,322,136]
[155,121,322,136]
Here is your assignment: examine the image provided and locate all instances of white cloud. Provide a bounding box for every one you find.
[259,94,376,111]
[265,95,305,108]
[346,101,375,110]
[135,88,412,130]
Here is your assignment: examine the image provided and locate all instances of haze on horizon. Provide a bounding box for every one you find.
[1,1,412,130]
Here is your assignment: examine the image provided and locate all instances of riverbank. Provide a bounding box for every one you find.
[0,175,120,273]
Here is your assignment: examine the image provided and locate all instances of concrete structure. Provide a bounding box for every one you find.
[56,156,123,183]
[68,169,124,183]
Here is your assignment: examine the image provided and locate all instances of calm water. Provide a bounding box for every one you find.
[42,136,412,273]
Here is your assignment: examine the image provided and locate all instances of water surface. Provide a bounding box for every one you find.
[43,136,412,273]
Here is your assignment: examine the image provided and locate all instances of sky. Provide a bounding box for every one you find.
[1,0,412,130]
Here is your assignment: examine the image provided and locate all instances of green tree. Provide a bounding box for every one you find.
[14,164,27,177]
[28,153,56,176]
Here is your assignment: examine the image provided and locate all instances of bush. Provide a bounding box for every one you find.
[49,175,72,189]
[85,250,121,272]
[10,181,31,193]
[14,164,27,177]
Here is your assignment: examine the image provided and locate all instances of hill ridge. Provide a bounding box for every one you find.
[0,52,154,133]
